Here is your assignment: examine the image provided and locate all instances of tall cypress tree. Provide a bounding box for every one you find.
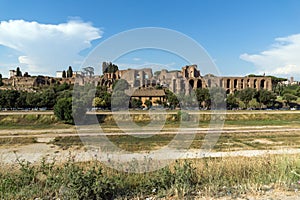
[16,67,22,77]
[62,70,66,78]
[67,66,73,78]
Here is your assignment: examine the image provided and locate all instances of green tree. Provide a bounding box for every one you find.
[54,97,73,124]
[237,88,257,108]
[16,91,28,108]
[54,82,71,93]
[0,90,5,109]
[226,94,238,110]
[92,97,106,108]
[67,66,73,78]
[210,87,226,110]
[103,62,118,73]
[256,89,276,108]
[83,66,95,77]
[111,90,129,110]
[101,92,112,109]
[72,99,87,124]
[40,89,56,109]
[269,76,287,92]
[154,99,162,105]
[95,86,108,97]
[248,99,260,109]
[283,93,298,107]
[195,88,210,109]
[0,73,3,86]
[144,99,152,108]
[26,92,42,108]
[23,72,30,77]
[165,89,179,109]
[16,67,22,77]
[62,70,66,78]
[112,79,129,92]
[130,98,142,109]
[5,90,20,109]
[296,87,300,97]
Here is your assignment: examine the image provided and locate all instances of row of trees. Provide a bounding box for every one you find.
[1,77,300,124]
[163,86,299,110]
[0,83,72,110]
[14,67,30,77]
[61,66,73,78]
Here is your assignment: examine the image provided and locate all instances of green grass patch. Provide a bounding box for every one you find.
[0,114,72,129]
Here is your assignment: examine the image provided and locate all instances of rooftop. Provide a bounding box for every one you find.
[131,88,165,97]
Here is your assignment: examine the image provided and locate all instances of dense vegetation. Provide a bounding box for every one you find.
[0,73,300,124]
[0,83,72,110]
[1,155,300,199]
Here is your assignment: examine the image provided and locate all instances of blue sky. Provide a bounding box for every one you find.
[1,0,300,79]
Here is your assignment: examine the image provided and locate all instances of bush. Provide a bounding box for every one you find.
[177,111,190,121]
[54,97,73,124]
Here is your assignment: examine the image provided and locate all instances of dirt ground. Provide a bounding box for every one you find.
[1,124,300,199]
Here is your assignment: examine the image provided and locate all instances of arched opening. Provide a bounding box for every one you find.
[227,79,231,88]
[254,79,257,89]
[189,79,194,88]
[234,79,238,89]
[241,79,244,89]
[197,80,202,88]
[260,79,265,89]
[226,89,230,94]
[247,79,250,87]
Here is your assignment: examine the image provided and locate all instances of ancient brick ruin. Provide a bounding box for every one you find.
[99,65,272,94]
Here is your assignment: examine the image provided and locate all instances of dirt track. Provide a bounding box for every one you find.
[0,125,300,164]
[0,125,300,138]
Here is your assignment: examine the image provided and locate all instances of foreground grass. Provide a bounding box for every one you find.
[1,155,300,199]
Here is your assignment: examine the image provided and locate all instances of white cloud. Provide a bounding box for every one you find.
[133,57,141,61]
[0,19,102,76]
[240,34,300,79]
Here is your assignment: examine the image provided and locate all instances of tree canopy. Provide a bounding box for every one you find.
[103,62,118,73]
[54,97,73,124]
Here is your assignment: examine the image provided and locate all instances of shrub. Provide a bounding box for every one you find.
[54,97,73,124]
